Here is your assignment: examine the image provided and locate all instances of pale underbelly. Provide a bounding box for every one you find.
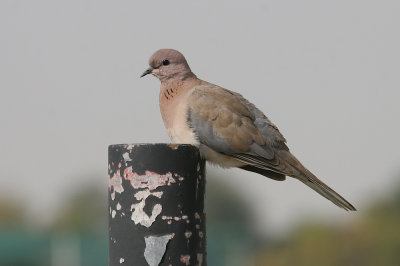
[168,126,244,168]
[198,144,246,168]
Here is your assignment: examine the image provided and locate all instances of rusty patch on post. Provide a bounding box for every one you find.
[124,168,177,190]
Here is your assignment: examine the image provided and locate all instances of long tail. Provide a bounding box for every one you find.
[281,151,356,211]
[294,168,356,211]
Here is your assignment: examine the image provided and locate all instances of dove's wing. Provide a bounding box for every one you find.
[187,83,356,211]
[187,83,295,177]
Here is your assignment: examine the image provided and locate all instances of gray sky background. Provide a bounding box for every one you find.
[1,0,399,235]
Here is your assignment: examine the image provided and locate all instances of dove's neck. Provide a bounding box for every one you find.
[160,76,197,96]
[159,77,201,144]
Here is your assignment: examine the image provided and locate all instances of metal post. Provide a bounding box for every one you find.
[108,144,206,266]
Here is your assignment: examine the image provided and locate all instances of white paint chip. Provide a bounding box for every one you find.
[119,258,125,264]
[122,152,131,162]
[161,215,189,224]
[144,234,173,266]
[197,253,203,266]
[131,189,163,227]
[123,168,177,190]
[109,170,124,201]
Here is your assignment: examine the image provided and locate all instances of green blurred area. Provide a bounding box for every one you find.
[1,173,400,266]
[254,179,400,266]
[0,186,108,266]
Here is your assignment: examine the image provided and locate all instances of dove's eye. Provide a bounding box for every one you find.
[162,59,170,66]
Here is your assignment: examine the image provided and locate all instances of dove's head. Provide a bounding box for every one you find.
[141,49,195,82]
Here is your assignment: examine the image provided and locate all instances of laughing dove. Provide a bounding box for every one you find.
[141,49,356,211]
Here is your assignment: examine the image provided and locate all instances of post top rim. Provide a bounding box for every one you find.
[108,143,198,150]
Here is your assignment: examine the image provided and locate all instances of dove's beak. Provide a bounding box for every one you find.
[140,67,153,78]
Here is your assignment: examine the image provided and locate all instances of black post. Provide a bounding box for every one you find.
[108,144,206,266]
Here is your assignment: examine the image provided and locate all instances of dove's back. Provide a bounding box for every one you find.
[186,82,356,211]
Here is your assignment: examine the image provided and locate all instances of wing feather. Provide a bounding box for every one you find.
[187,83,293,175]
[186,82,356,211]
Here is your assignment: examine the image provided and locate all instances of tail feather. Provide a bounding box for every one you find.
[294,167,356,211]
[276,150,356,211]
[236,148,356,211]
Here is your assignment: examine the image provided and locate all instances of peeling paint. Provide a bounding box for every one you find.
[180,255,190,265]
[197,253,203,266]
[109,170,124,200]
[124,167,177,190]
[144,234,173,266]
[131,189,163,227]
[134,190,163,201]
[122,152,132,162]
[109,145,206,265]
[184,231,192,239]
[161,215,189,224]
[132,204,162,227]
[121,168,185,228]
